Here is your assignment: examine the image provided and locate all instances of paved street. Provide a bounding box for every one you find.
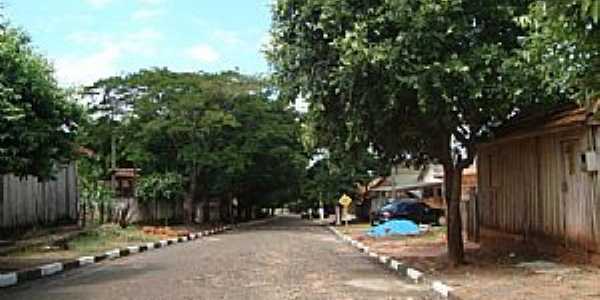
[0,216,434,300]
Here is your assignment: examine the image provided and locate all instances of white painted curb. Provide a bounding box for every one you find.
[78,256,95,266]
[0,273,17,288]
[328,226,457,299]
[379,256,389,264]
[106,249,120,259]
[433,281,453,298]
[1,225,229,289]
[40,263,63,276]
[407,268,423,283]
[389,259,401,271]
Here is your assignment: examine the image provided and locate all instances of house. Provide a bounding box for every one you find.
[476,103,600,260]
[353,165,444,220]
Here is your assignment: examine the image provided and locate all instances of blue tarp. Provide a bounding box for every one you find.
[367,220,420,238]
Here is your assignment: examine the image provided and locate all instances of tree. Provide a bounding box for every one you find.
[0,22,81,178]
[299,109,388,208]
[81,68,308,224]
[269,0,564,265]
[135,172,184,225]
[227,95,307,217]
[520,1,599,100]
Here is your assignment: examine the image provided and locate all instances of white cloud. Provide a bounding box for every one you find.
[212,30,243,46]
[57,29,164,86]
[55,46,121,86]
[186,44,220,63]
[131,9,164,21]
[84,0,114,9]
[67,29,163,57]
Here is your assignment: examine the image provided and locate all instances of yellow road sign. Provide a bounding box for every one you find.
[338,194,352,207]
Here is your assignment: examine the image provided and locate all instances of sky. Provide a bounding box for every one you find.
[3,0,273,86]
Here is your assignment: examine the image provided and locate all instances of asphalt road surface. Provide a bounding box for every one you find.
[0,216,434,300]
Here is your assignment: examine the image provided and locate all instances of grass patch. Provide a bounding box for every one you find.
[8,225,159,258]
[69,225,159,255]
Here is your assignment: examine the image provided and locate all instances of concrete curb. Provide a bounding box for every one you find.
[328,226,460,300]
[0,225,229,289]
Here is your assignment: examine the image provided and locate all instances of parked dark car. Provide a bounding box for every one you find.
[371,199,444,226]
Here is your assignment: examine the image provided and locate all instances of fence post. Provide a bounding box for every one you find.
[0,175,3,229]
[466,189,480,242]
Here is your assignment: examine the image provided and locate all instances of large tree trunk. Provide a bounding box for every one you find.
[444,164,465,266]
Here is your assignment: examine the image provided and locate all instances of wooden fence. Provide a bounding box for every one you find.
[477,126,600,252]
[0,164,78,230]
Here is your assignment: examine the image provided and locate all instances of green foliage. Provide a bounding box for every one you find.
[65,225,158,256]
[268,0,578,264]
[270,1,550,168]
[520,1,600,99]
[78,68,308,212]
[80,178,114,209]
[135,172,184,203]
[0,22,81,178]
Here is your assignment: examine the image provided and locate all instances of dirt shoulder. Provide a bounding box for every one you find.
[345,222,600,299]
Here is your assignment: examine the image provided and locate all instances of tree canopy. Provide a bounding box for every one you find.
[521,1,599,100]
[268,0,578,264]
[78,69,308,222]
[0,18,81,178]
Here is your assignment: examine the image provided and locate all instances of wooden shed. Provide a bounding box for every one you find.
[476,103,600,257]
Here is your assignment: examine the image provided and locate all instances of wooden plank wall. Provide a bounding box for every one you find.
[478,127,600,252]
[594,128,600,247]
[0,164,78,230]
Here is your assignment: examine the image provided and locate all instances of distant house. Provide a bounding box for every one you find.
[476,103,600,259]
[352,165,444,220]
[371,166,444,205]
